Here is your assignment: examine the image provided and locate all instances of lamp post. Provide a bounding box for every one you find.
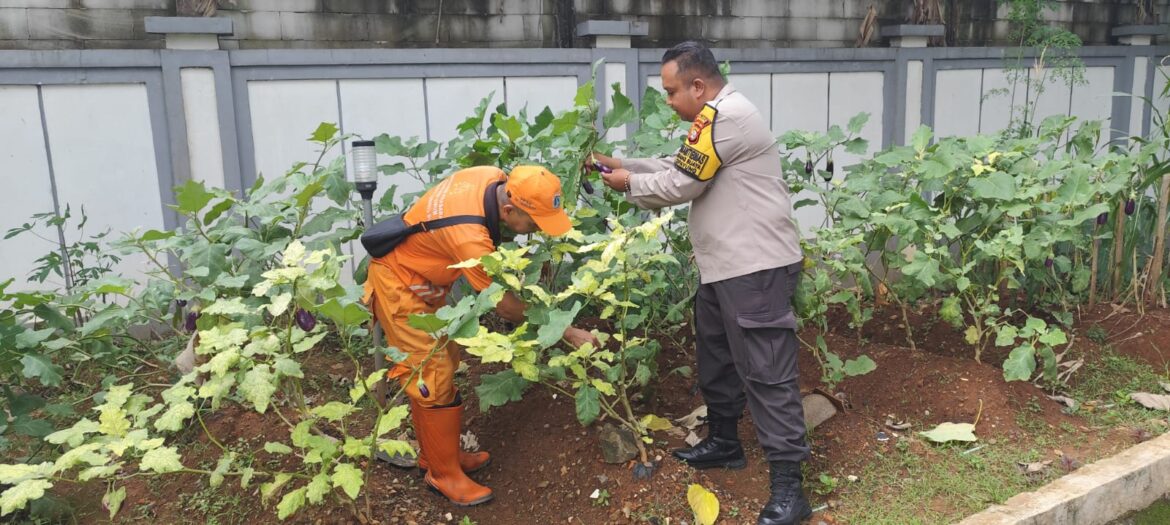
[351,140,387,404]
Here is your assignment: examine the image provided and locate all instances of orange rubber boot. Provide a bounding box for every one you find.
[411,402,493,506]
[417,449,491,474]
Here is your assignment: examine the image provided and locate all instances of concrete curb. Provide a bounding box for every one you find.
[956,432,1170,525]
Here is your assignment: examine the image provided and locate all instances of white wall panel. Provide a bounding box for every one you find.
[338,78,428,279]
[1029,67,1074,129]
[43,83,163,283]
[249,80,346,277]
[980,68,1020,134]
[339,78,429,199]
[1152,65,1170,136]
[727,73,771,127]
[248,80,340,183]
[933,69,982,138]
[828,71,883,166]
[1131,57,1150,136]
[181,68,225,188]
[772,73,829,235]
[504,76,578,116]
[905,60,924,140]
[0,86,57,288]
[1069,67,1115,147]
[603,63,627,143]
[772,73,828,133]
[425,77,505,146]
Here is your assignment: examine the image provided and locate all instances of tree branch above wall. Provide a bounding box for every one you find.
[177,0,217,17]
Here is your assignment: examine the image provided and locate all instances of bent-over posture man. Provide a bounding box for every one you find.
[364,165,597,506]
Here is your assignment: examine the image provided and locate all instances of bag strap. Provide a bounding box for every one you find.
[482,181,504,247]
[412,214,488,233]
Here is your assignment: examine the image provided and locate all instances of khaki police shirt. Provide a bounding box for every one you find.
[623,83,802,284]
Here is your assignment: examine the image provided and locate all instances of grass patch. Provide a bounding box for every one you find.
[833,439,1063,524]
[1130,498,1170,525]
[1074,349,1167,400]
[1070,348,1170,432]
[177,482,246,525]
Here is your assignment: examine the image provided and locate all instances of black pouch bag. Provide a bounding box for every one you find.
[360,181,503,258]
[360,214,487,258]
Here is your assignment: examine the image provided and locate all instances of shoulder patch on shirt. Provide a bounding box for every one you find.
[674,104,723,181]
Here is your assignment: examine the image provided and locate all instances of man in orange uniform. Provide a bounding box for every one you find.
[364,164,598,507]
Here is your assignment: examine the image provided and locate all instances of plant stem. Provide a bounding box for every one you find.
[1089,223,1101,306]
[196,399,228,453]
[1111,199,1126,299]
[1147,171,1170,305]
[616,259,649,465]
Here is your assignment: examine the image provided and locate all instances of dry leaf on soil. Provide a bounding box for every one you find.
[460,431,479,451]
[1130,392,1170,411]
[884,418,912,431]
[675,405,707,430]
[640,414,674,432]
[919,422,977,443]
[1018,460,1052,474]
[1047,395,1080,410]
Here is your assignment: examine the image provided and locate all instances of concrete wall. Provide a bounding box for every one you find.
[1,44,1166,287]
[0,0,1167,50]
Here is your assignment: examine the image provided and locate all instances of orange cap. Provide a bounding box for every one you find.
[506,165,572,236]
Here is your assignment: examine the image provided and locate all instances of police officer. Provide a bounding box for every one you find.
[594,41,810,525]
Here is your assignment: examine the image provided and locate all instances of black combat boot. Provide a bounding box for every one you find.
[671,417,746,469]
[757,460,812,525]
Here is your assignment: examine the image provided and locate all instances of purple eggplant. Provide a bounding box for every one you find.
[1125,199,1136,216]
[295,308,316,331]
[1097,212,1108,225]
[591,161,613,174]
[176,299,188,308]
[185,311,200,332]
[804,159,814,175]
[418,381,430,398]
[1044,257,1054,269]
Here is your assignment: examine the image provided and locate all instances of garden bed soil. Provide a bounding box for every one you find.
[51,306,1170,525]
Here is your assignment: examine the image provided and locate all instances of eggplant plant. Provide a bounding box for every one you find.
[424,212,681,468]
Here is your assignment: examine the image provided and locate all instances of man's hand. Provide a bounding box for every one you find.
[495,291,526,324]
[563,326,601,349]
[589,152,622,170]
[602,168,632,192]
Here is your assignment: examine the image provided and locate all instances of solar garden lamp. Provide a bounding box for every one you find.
[350,140,388,404]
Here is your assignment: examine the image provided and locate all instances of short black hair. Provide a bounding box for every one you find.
[661,41,723,83]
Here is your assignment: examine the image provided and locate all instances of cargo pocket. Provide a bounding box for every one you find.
[736,309,799,385]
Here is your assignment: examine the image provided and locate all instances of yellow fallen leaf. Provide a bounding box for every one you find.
[687,483,719,525]
[640,414,674,432]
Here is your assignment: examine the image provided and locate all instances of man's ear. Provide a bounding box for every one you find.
[691,76,706,94]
